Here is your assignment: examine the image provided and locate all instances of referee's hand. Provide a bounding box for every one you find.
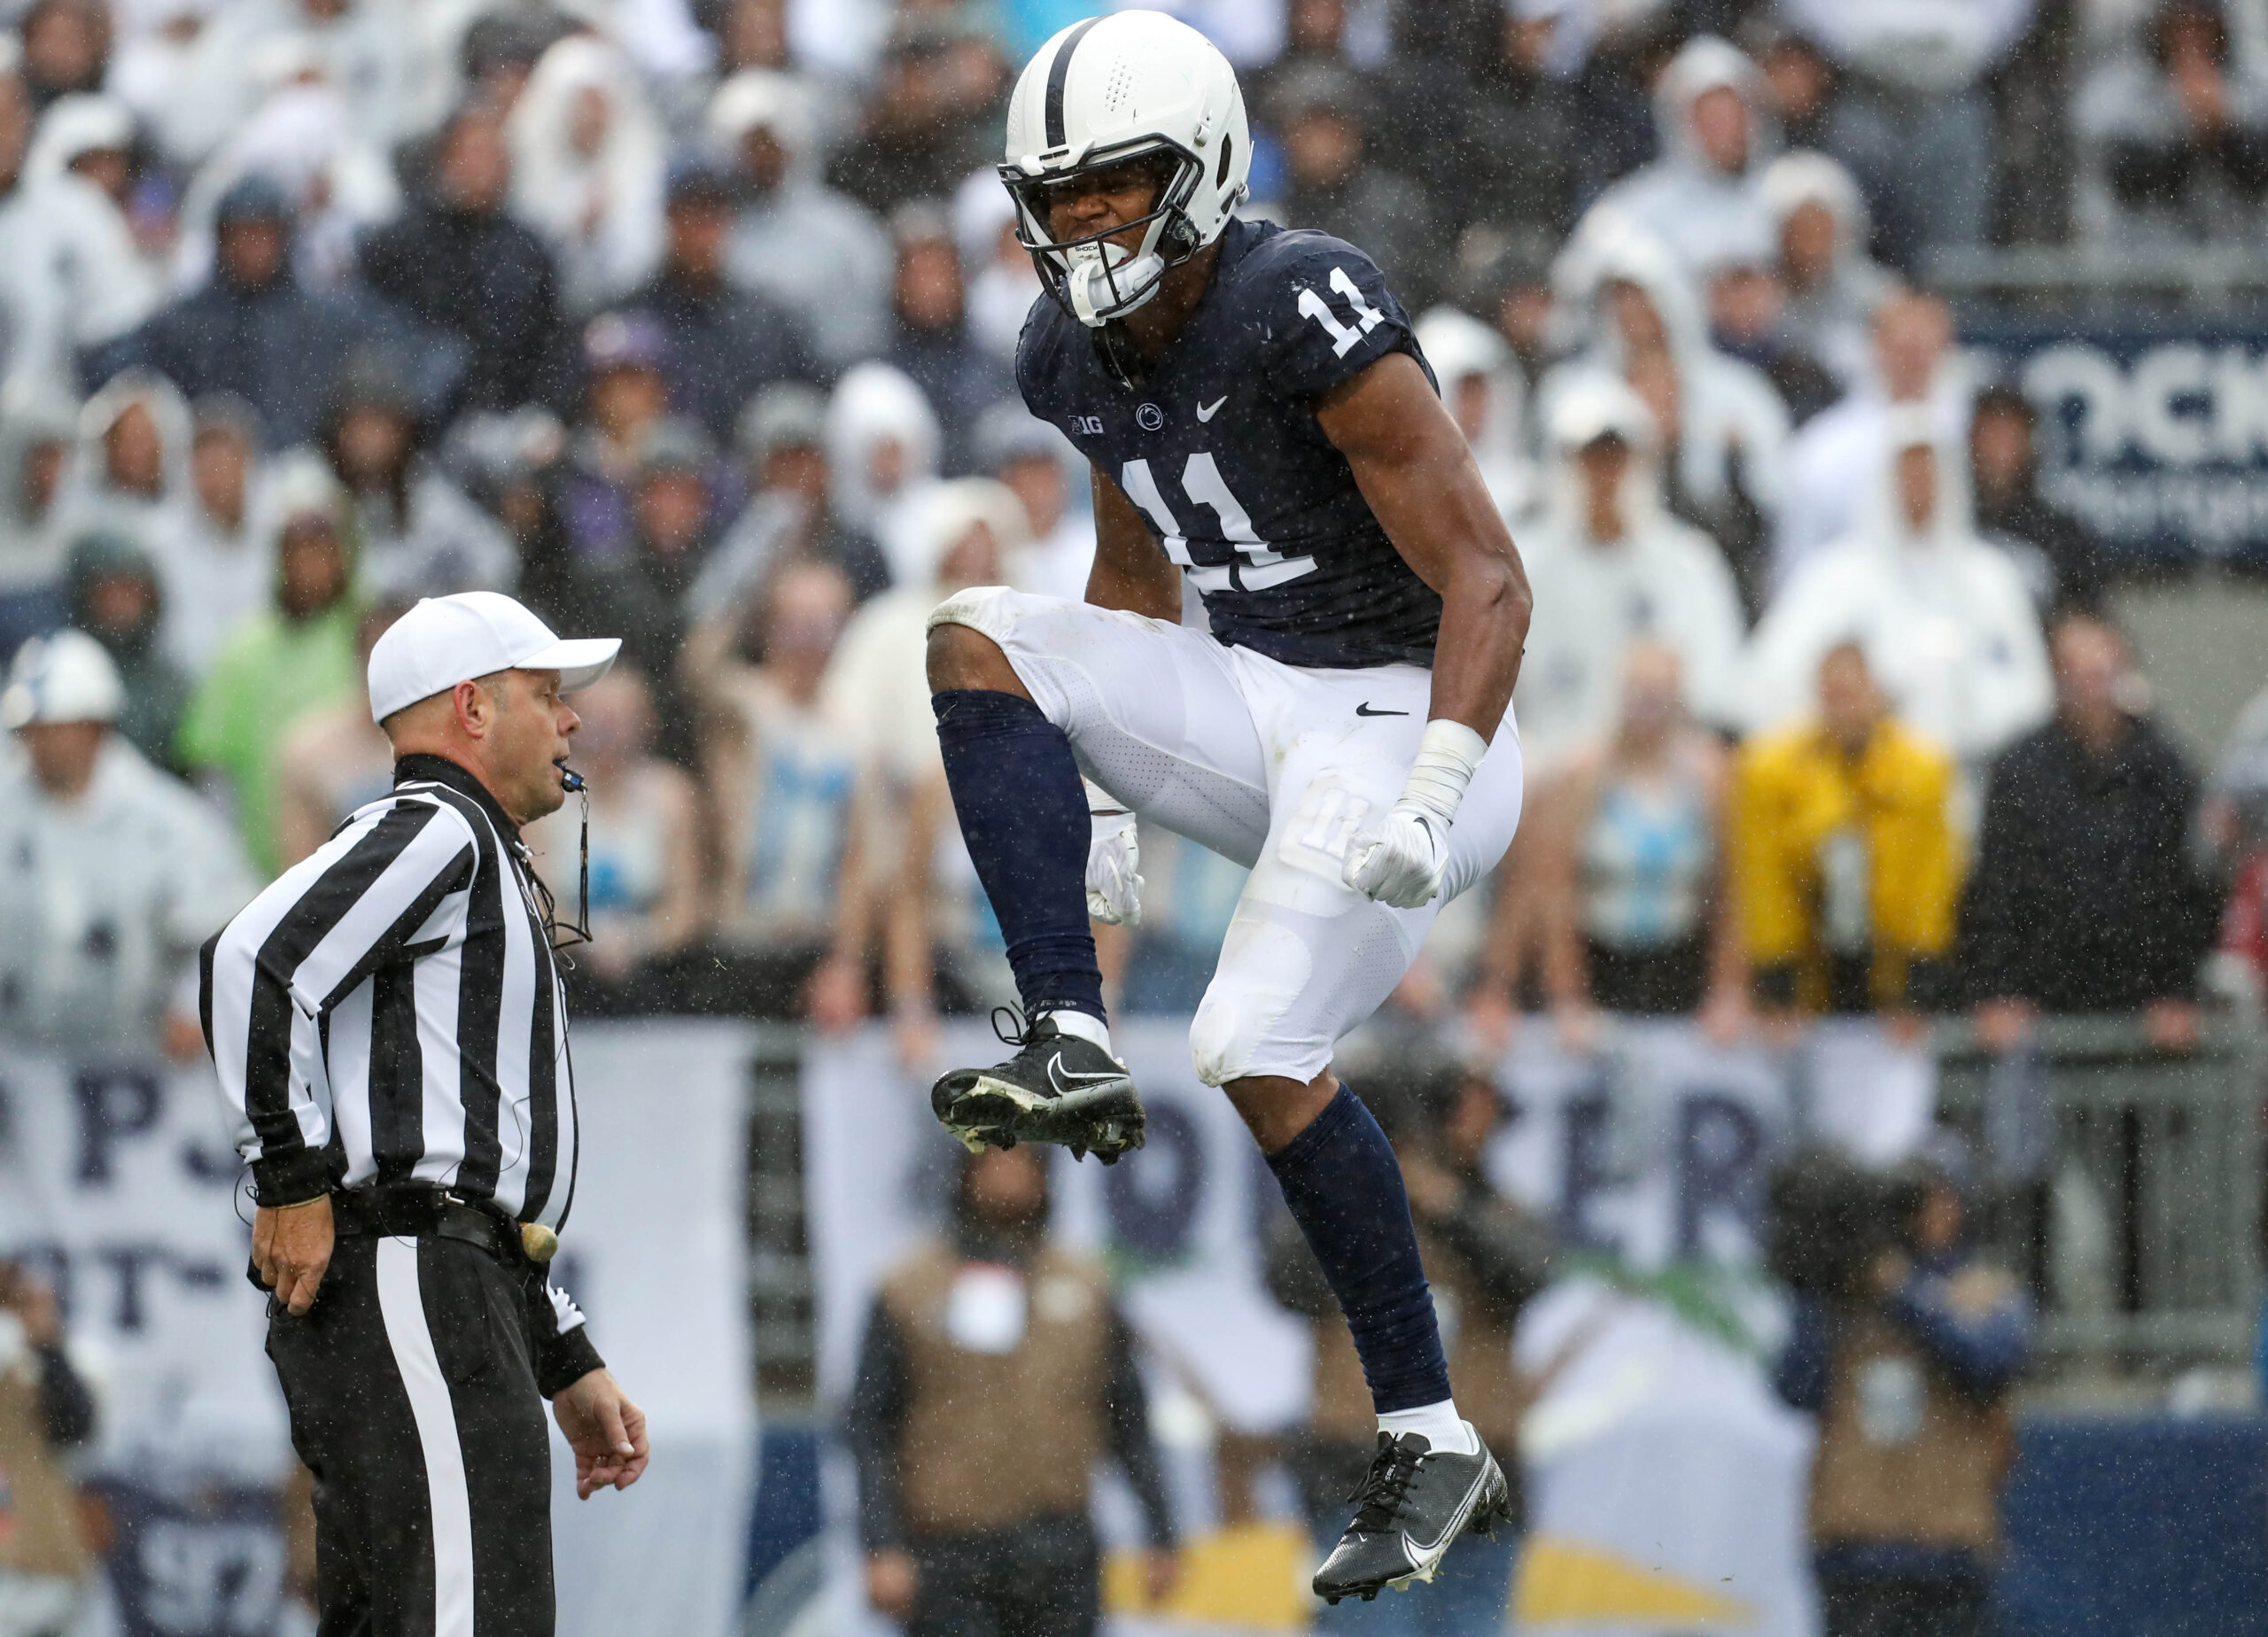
[253,1197,335,1315]
[554,1368,650,1499]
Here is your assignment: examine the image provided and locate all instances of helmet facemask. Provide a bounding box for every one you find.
[1000,139,1208,328]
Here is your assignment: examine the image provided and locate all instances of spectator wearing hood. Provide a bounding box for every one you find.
[0,628,256,1059]
[952,168,1042,365]
[562,310,672,559]
[272,596,403,868]
[146,396,267,678]
[359,96,566,415]
[0,398,73,662]
[65,531,190,768]
[1268,63,1445,313]
[166,56,401,295]
[1542,216,1790,586]
[713,68,893,371]
[1513,375,1748,771]
[1593,35,1782,280]
[175,456,360,873]
[689,384,891,621]
[827,18,1008,216]
[1698,229,1845,435]
[1967,386,2109,617]
[1965,614,2219,1053]
[1775,288,1969,586]
[1744,414,2053,774]
[1451,3,1587,239]
[509,34,666,313]
[51,369,190,562]
[89,175,446,450]
[1761,152,1897,392]
[1780,0,2035,264]
[2076,0,2268,244]
[320,356,517,601]
[1456,221,1565,385]
[1415,306,1535,523]
[1503,0,1667,190]
[882,203,1014,478]
[0,71,159,406]
[25,93,164,294]
[829,361,944,587]
[618,158,816,446]
[560,418,718,764]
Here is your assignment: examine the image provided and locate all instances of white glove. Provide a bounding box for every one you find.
[1343,807,1452,910]
[1342,719,1491,911]
[1084,780,1143,926]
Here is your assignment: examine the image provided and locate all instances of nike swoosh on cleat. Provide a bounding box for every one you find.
[1047,1058,1124,1096]
[1355,702,1410,717]
[1196,396,1227,422]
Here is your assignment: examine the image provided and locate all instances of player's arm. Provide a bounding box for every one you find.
[1083,464,1184,622]
[1316,351,1531,736]
[1319,351,1532,910]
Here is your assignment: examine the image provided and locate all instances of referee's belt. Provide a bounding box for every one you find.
[329,1187,558,1265]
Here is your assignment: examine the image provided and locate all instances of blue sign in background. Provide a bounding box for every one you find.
[1968,322,2268,564]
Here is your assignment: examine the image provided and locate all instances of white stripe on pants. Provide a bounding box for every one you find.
[376,1237,477,1637]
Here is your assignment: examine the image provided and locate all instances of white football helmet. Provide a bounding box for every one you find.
[999,11,1251,328]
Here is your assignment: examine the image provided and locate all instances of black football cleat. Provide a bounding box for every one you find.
[930,1010,1146,1163]
[1312,1429,1511,1605]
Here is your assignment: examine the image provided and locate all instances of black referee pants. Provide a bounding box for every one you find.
[267,1234,554,1637]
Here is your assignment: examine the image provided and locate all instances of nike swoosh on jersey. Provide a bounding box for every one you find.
[1197,396,1228,422]
[1354,702,1410,717]
[1047,1057,1123,1096]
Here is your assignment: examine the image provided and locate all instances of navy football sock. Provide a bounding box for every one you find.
[1267,1084,1452,1415]
[932,688,1107,1024]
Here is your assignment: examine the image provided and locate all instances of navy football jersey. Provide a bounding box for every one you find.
[1016,217,1443,669]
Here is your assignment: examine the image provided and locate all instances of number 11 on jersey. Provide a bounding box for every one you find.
[1122,454,1318,592]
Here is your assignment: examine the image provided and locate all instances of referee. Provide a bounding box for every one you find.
[202,591,650,1636]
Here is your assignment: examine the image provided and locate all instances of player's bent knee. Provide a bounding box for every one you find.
[924,603,1028,698]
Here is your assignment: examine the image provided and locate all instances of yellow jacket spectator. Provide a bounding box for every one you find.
[1734,643,1961,1016]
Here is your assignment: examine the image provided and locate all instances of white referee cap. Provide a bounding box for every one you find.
[2,629,125,728]
[367,593,620,725]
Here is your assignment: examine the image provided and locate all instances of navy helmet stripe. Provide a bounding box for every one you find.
[1045,16,1105,149]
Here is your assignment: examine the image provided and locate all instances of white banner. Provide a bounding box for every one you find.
[544,1019,757,1637]
[0,1051,285,1485]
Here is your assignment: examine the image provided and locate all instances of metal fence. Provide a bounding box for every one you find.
[1933,1016,2264,1363]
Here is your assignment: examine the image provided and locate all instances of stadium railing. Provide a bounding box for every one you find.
[1932,1015,2264,1363]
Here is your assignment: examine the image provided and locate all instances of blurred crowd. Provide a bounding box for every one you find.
[6,0,2268,1081]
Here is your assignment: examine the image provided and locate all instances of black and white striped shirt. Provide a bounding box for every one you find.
[201,755,580,1229]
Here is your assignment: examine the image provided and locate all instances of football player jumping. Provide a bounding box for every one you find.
[924,10,1533,1603]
